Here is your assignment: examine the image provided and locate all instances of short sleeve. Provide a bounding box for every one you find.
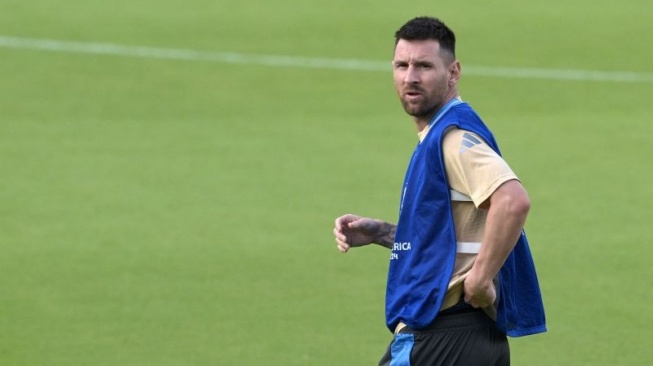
[442,128,519,207]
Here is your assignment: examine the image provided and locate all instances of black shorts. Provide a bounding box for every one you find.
[378,307,509,366]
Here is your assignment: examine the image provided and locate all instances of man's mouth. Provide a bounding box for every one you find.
[405,90,423,100]
[405,87,423,95]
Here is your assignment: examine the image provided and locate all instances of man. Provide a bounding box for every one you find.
[332,17,546,365]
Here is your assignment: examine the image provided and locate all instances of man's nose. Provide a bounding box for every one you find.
[404,66,419,84]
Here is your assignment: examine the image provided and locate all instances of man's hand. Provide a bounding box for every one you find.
[333,214,393,252]
[463,269,496,308]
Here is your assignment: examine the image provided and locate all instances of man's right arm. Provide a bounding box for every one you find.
[333,214,396,252]
[371,222,396,249]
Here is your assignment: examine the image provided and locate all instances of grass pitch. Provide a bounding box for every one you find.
[0,0,651,365]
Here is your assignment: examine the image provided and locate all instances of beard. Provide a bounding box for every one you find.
[400,93,441,120]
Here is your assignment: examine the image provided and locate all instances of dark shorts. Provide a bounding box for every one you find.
[378,306,509,366]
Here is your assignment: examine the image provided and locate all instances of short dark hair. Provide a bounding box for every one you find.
[394,17,456,60]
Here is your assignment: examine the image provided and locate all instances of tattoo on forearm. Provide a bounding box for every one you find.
[374,223,397,249]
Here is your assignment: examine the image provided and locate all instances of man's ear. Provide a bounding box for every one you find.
[449,60,461,85]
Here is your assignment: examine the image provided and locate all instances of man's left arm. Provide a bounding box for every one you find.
[463,179,531,308]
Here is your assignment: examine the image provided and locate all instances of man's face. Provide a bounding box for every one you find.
[393,39,455,122]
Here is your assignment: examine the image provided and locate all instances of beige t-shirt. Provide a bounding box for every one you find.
[417,125,519,318]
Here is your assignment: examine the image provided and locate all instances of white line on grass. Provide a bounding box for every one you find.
[0,35,651,83]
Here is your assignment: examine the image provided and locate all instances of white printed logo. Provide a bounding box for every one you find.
[391,242,411,260]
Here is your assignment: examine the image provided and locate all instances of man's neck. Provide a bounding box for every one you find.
[414,93,460,132]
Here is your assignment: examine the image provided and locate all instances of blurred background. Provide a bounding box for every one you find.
[0,0,651,364]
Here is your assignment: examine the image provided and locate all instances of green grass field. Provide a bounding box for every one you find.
[1,0,652,365]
